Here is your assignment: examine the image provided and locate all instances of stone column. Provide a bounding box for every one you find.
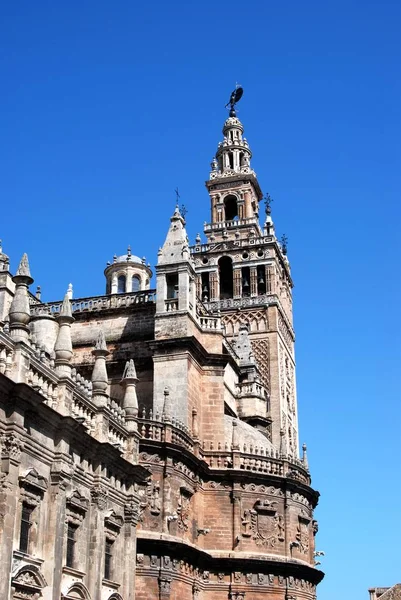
[250,267,257,297]
[0,433,23,600]
[209,271,219,301]
[91,331,110,443]
[87,484,107,598]
[122,499,140,600]
[46,466,71,598]
[9,254,33,344]
[54,294,74,379]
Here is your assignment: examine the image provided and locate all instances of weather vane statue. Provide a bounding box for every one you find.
[225,84,243,117]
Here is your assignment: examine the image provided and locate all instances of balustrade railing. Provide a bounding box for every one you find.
[237,380,266,399]
[164,298,179,312]
[203,217,258,232]
[0,331,14,376]
[198,315,221,331]
[138,408,194,452]
[205,294,277,312]
[30,290,156,316]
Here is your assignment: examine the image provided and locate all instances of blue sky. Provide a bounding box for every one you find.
[1,2,400,598]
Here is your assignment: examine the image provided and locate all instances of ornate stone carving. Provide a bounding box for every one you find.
[230,592,245,600]
[124,499,140,525]
[12,566,47,600]
[1,433,23,462]
[90,485,108,509]
[251,338,270,392]
[296,514,310,554]
[177,486,192,532]
[149,482,161,516]
[158,576,172,597]
[245,500,285,547]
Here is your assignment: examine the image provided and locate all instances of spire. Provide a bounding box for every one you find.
[16,253,32,278]
[302,443,309,470]
[54,292,74,378]
[210,90,253,181]
[91,329,109,407]
[263,192,276,237]
[121,359,139,431]
[157,205,190,266]
[9,253,34,343]
[162,387,171,422]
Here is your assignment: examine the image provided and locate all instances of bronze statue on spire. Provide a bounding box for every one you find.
[225,85,243,116]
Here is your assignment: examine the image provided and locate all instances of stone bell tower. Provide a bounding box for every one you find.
[191,95,298,455]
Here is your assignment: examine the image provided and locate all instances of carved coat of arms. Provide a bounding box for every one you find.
[246,500,284,547]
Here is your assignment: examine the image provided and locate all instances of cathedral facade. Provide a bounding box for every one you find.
[0,97,324,599]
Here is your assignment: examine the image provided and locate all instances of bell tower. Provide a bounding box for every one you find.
[192,89,298,454]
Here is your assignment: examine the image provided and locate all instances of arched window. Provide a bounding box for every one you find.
[131,276,140,292]
[224,195,238,221]
[117,275,126,294]
[218,256,233,299]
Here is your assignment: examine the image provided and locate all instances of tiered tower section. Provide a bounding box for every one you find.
[191,111,297,454]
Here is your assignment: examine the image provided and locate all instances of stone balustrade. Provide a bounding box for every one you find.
[0,331,14,376]
[205,294,277,312]
[30,290,156,316]
[138,411,310,483]
[26,358,59,407]
[237,380,267,399]
[72,392,96,431]
[138,408,194,452]
[198,314,221,331]
[203,217,258,232]
[164,298,178,312]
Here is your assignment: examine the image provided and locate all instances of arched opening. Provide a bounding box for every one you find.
[201,272,210,301]
[131,275,140,292]
[166,273,178,299]
[257,265,266,295]
[224,195,238,221]
[218,256,233,299]
[62,582,91,599]
[241,266,250,297]
[117,275,126,294]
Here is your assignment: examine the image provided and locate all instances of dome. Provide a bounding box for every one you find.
[224,415,276,453]
[114,253,143,265]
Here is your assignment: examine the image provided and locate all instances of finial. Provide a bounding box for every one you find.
[94,329,107,351]
[16,253,32,279]
[162,386,172,422]
[127,244,131,257]
[123,358,137,380]
[0,239,2,253]
[35,285,41,300]
[280,234,288,256]
[210,157,218,172]
[264,192,273,215]
[195,233,201,245]
[113,254,117,263]
[302,443,309,470]
[60,292,73,319]
[67,283,73,299]
[225,84,243,117]
[180,204,188,220]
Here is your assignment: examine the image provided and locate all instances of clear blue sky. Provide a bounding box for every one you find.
[1,2,400,598]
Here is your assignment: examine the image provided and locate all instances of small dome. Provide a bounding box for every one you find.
[224,415,276,453]
[114,253,143,265]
